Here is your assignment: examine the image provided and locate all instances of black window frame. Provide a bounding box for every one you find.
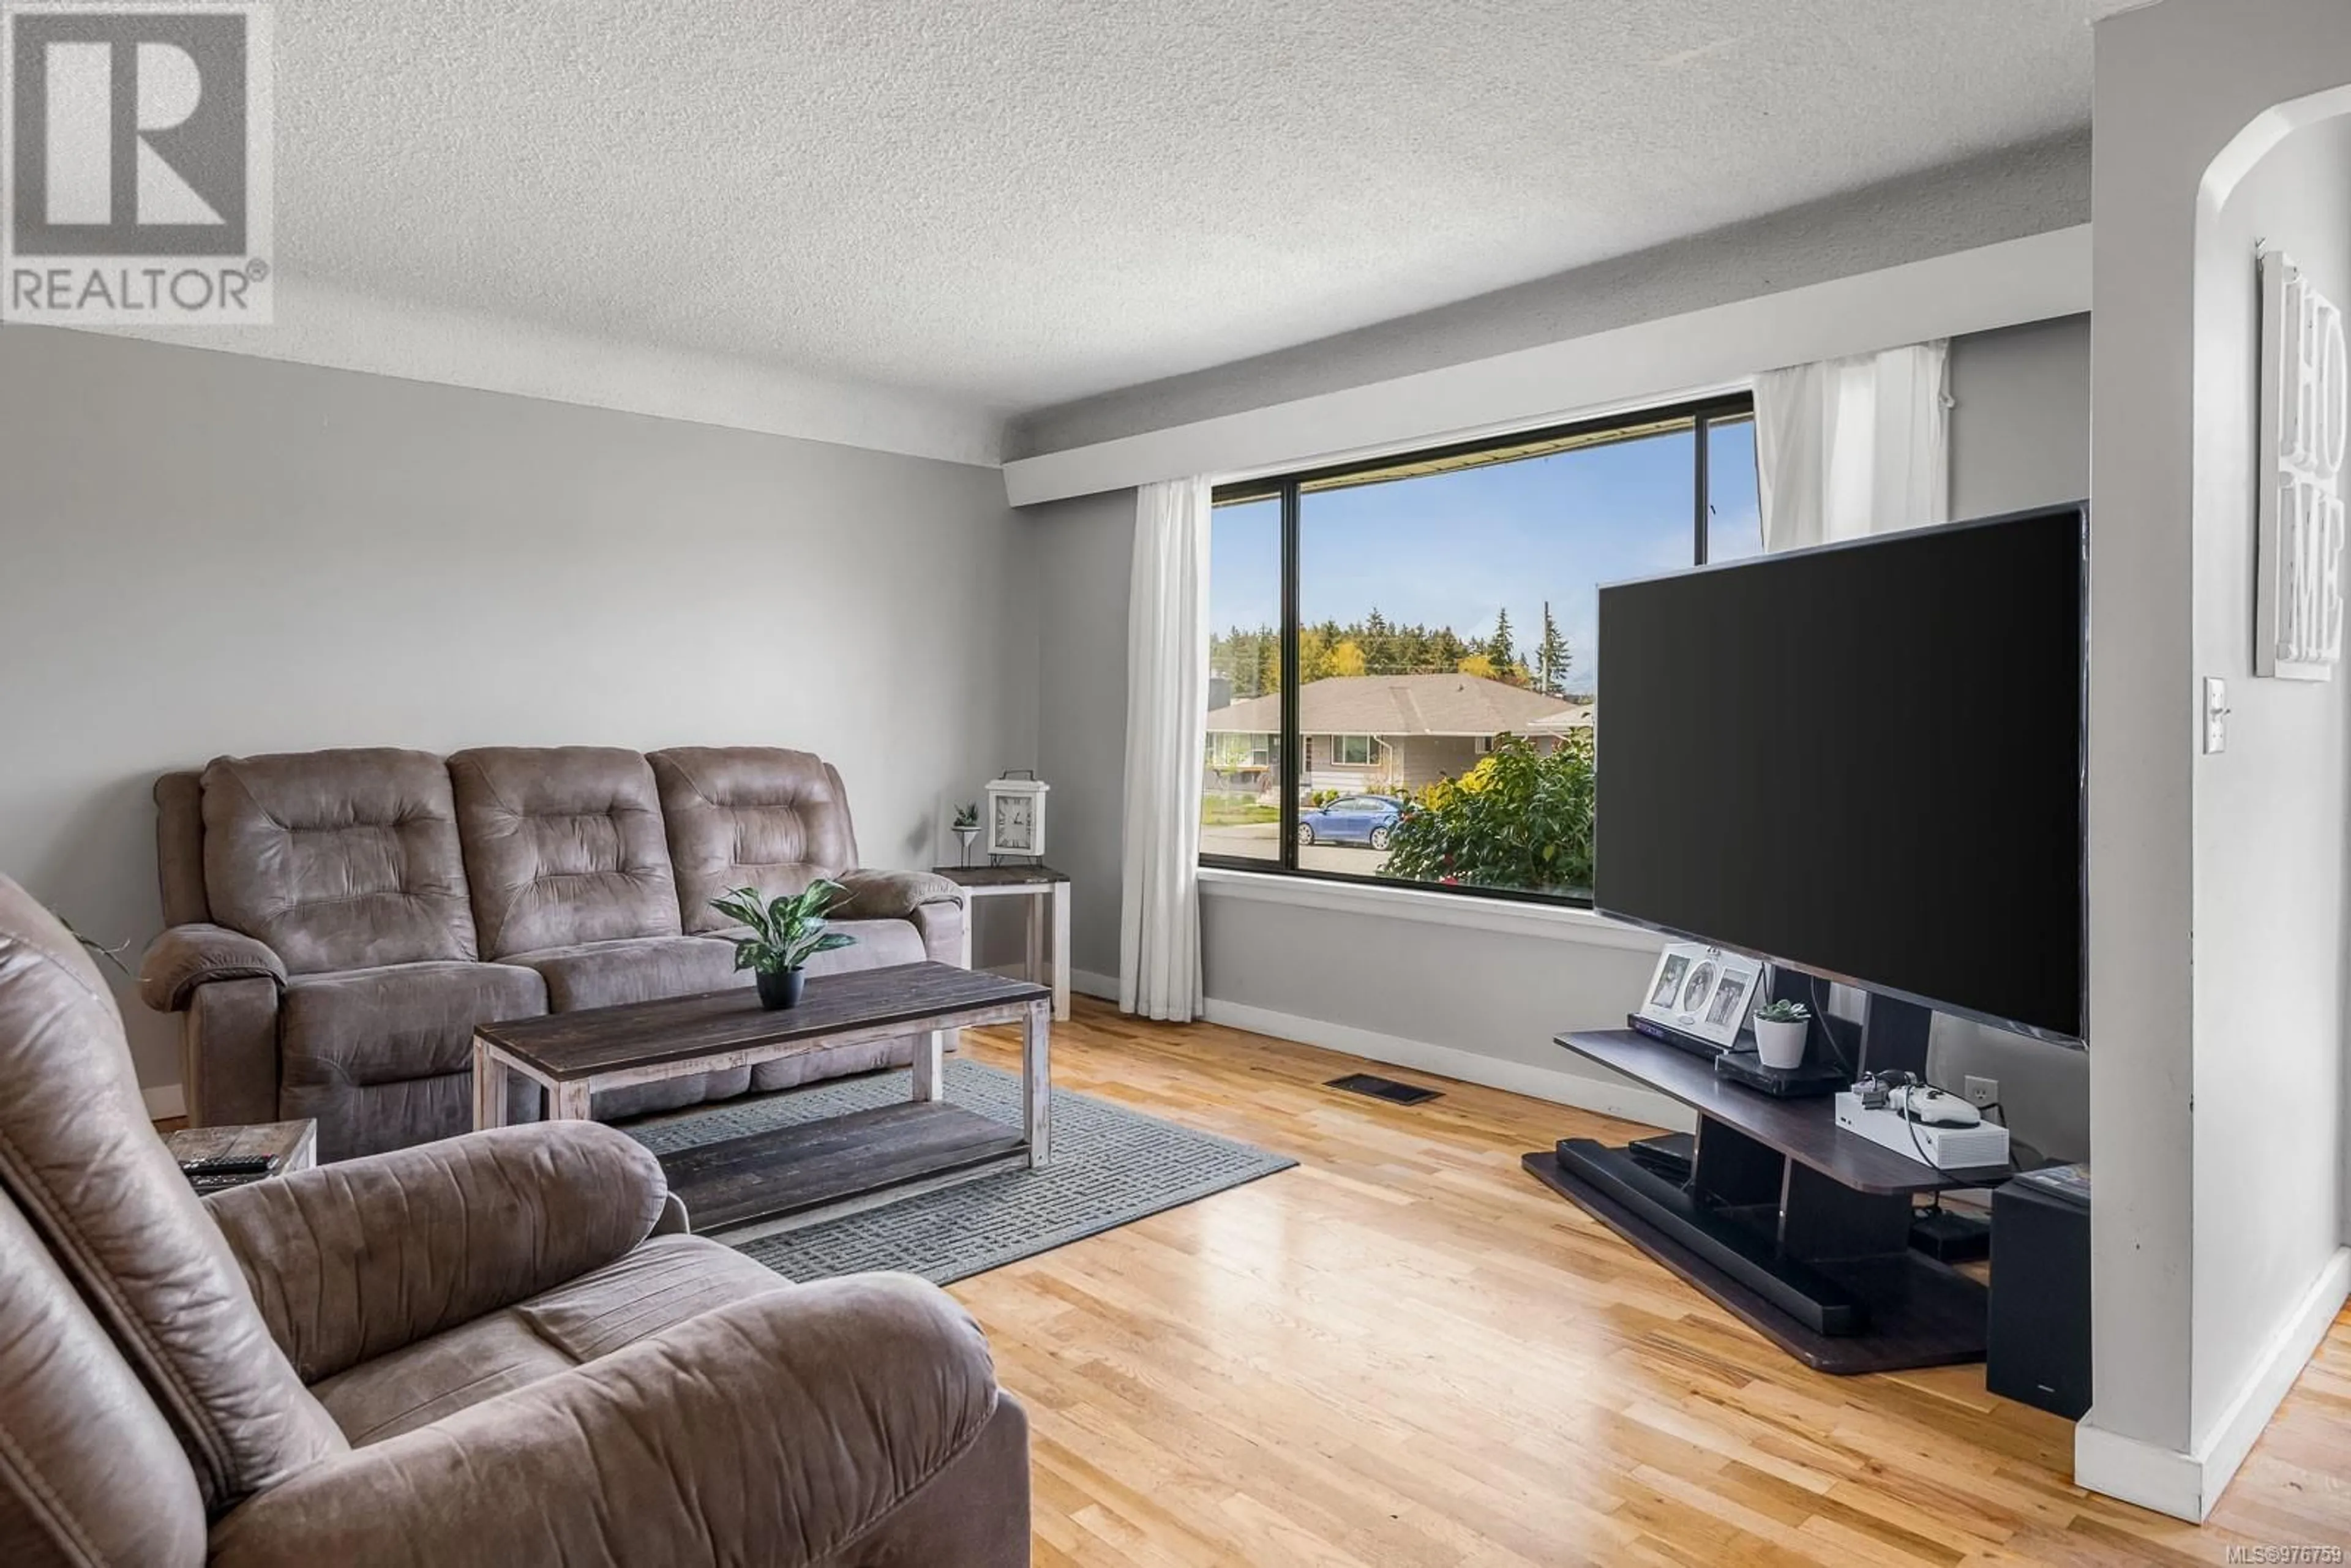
[1202,391,1757,910]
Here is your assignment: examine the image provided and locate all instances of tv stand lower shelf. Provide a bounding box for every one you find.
[1526,1029,2003,1375]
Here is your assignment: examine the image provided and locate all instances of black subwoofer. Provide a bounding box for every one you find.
[1987,1170,2091,1419]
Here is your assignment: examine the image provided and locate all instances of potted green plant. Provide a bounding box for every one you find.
[710,881,857,1010]
[951,802,981,866]
[1752,998,1812,1070]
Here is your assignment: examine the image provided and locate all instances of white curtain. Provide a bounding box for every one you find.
[1119,476,1212,1022]
[1754,341,1951,550]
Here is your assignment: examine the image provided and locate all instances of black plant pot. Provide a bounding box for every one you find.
[755,968,806,1010]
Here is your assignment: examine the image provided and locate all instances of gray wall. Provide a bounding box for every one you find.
[2185,113,2351,1449]
[1949,315,2093,519]
[1010,134,2088,460]
[1029,489,1134,983]
[2085,0,2351,1483]
[1029,316,2095,1135]
[1,328,1037,1092]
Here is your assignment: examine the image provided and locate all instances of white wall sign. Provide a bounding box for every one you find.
[2256,250,2347,680]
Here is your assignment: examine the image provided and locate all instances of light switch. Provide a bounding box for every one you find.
[2203,677,2230,754]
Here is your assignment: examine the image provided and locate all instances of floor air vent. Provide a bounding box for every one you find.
[1324,1073,1442,1106]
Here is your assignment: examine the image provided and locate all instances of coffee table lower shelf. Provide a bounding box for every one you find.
[662,1101,1030,1237]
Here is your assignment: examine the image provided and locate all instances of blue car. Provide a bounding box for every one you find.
[1297,794,1404,850]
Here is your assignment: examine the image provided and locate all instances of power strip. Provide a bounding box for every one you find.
[1834,1093,2011,1171]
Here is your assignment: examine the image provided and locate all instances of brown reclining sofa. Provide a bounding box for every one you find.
[138,745,966,1160]
[0,877,1030,1565]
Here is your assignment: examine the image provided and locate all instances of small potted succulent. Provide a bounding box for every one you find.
[711,880,857,1010]
[951,802,982,866]
[1752,998,1812,1070]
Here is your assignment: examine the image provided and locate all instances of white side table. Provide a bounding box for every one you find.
[934,865,1071,1021]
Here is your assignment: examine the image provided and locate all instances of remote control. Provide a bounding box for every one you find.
[178,1153,274,1176]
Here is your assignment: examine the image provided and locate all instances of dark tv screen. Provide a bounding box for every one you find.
[1594,506,2085,1044]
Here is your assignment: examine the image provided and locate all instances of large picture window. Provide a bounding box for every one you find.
[1202,395,1759,904]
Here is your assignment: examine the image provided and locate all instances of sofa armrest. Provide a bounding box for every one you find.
[911,901,966,966]
[206,1275,1022,1568]
[137,923,285,1011]
[833,867,964,921]
[183,977,281,1128]
[204,1122,667,1382]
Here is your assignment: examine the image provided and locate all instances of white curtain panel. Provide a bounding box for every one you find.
[1754,340,1951,551]
[1118,476,1212,1022]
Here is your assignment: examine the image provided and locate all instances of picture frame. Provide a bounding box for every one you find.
[1637,942,1763,1049]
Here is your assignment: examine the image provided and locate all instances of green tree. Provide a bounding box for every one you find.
[1485,607,1518,681]
[1535,602,1570,697]
[1383,733,1596,895]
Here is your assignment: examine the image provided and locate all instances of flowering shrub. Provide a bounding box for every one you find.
[1382,732,1595,895]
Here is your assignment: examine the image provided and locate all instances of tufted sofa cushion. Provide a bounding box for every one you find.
[449,748,683,959]
[651,747,861,934]
[201,749,478,975]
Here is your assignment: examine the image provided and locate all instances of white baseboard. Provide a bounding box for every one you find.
[1200,996,1693,1133]
[142,1083,186,1122]
[975,962,1121,1005]
[977,962,1119,1001]
[2076,1245,2351,1521]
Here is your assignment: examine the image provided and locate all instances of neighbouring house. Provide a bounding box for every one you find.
[1523,703,1596,741]
[1205,673,1586,797]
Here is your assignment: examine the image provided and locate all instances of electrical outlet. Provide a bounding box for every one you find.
[1963,1075,2000,1109]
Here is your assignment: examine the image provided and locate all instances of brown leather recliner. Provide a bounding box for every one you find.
[0,877,1030,1566]
[138,745,968,1160]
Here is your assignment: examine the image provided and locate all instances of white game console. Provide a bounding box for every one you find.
[1834,1092,2012,1170]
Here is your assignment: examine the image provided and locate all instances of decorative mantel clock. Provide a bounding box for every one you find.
[983,771,1049,861]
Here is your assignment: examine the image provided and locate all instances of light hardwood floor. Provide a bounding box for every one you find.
[953,999,2351,1567]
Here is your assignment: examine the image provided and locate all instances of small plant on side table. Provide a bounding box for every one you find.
[710,880,857,1010]
[951,803,981,866]
[1752,998,1812,1070]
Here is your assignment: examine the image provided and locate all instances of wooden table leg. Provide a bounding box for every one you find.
[1023,999,1052,1166]
[950,895,978,1054]
[1050,880,1071,1021]
[913,1027,945,1102]
[1025,892,1044,990]
[472,1037,508,1131]
[550,1081,592,1121]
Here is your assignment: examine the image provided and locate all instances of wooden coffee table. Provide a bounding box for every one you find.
[471,962,1051,1234]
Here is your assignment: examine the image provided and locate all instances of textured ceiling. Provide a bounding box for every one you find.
[282,1,2120,415]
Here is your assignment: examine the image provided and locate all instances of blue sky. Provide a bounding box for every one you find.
[1210,419,1759,692]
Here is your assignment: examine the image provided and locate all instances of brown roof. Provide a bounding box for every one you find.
[1206,674,1582,738]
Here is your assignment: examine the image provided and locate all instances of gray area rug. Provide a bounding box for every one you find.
[623,1059,1295,1285]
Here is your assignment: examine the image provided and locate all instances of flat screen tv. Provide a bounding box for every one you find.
[1594,505,2087,1046]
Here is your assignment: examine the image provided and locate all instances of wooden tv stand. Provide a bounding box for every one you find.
[1522,1029,2008,1375]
